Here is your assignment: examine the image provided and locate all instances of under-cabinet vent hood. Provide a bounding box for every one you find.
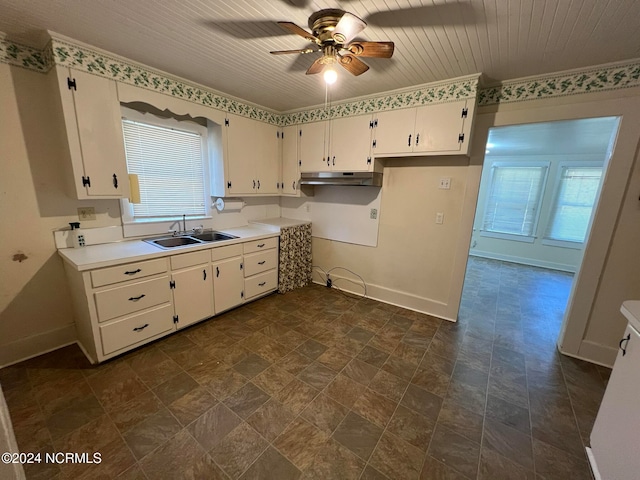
[300,171,383,187]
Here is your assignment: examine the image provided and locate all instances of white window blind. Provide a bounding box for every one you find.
[545,166,602,243]
[122,119,206,218]
[483,165,547,237]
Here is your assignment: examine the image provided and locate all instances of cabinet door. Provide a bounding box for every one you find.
[414,100,468,153]
[58,67,129,198]
[226,114,257,194]
[590,324,640,480]
[212,256,244,314]
[256,122,280,194]
[172,265,214,329]
[372,108,416,155]
[281,125,299,195]
[329,115,373,171]
[299,121,329,173]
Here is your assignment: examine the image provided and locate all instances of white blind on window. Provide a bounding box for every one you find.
[545,167,602,243]
[122,120,205,218]
[483,166,547,236]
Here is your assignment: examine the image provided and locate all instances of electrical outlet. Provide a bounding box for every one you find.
[77,207,96,220]
[439,177,451,189]
[370,208,378,219]
[305,204,310,213]
[435,212,444,224]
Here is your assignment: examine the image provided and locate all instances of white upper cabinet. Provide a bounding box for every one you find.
[299,121,329,173]
[281,125,300,195]
[329,115,374,172]
[373,99,475,157]
[52,66,130,199]
[224,114,280,195]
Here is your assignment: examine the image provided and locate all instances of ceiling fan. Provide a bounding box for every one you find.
[269,9,394,77]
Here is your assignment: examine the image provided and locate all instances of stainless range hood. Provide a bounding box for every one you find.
[300,171,383,187]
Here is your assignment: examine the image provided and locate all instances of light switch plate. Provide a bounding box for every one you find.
[439,178,451,189]
[436,212,444,224]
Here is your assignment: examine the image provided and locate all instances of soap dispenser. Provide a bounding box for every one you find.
[69,222,85,248]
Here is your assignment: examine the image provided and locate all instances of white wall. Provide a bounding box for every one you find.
[471,153,605,272]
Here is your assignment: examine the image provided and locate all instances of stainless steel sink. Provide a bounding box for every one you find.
[146,236,203,248]
[143,231,238,249]
[191,232,238,242]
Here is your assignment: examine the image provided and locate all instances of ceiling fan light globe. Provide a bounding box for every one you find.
[324,68,338,84]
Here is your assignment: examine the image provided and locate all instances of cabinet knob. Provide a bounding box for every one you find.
[253,179,256,189]
[257,180,260,189]
[620,333,631,356]
[292,181,296,190]
[112,174,118,189]
[416,134,420,146]
[408,134,412,146]
[332,156,335,166]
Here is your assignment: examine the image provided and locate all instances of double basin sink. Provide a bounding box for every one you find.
[144,231,238,249]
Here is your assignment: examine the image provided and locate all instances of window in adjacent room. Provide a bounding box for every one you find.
[119,106,210,230]
[543,164,603,245]
[481,162,549,242]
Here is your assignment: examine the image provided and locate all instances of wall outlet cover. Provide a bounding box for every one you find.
[370,208,378,219]
[77,207,96,220]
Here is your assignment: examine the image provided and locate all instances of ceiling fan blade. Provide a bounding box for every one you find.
[277,21,318,42]
[346,41,394,58]
[270,48,319,55]
[306,58,325,75]
[338,54,369,76]
[332,12,366,44]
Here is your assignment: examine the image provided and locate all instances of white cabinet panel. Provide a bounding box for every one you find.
[213,256,244,314]
[91,258,167,288]
[100,304,174,355]
[244,249,278,277]
[299,121,329,173]
[590,323,640,480]
[226,114,257,195]
[329,115,373,172]
[94,276,171,322]
[414,100,468,153]
[256,122,280,194]
[245,270,278,300]
[281,125,299,195]
[172,265,214,329]
[373,108,416,155]
[54,66,129,199]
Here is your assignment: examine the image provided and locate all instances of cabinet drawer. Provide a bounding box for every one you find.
[211,244,243,262]
[243,237,278,254]
[94,276,171,322]
[91,258,167,287]
[244,249,278,277]
[245,269,278,300]
[100,304,174,355]
[171,250,210,270]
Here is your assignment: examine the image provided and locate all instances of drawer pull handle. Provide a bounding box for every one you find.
[133,324,149,332]
[258,261,266,265]
[257,243,265,248]
[203,269,207,281]
[128,294,146,301]
[216,266,220,277]
[258,282,266,286]
[124,269,141,275]
[620,333,631,356]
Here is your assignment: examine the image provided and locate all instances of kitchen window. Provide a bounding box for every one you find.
[119,106,211,235]
[543,164,603,246]
[480,162,549,242]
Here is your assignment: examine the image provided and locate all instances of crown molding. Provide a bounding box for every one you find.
[2,34,639,121]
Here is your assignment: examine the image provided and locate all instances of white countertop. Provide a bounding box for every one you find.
[621,300,640,333]
[251,217,310,228]
[58,224,280,271]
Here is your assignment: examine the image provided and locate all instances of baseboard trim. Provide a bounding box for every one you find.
[312,274,457,322]
[469,250,577,273]
[0,324,77,368]
[586,447,602,480]
[557,340,616,368]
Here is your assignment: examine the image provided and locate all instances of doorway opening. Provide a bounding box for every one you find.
[459,117,621,354]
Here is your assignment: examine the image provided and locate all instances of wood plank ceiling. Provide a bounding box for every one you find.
[1,0,639,111]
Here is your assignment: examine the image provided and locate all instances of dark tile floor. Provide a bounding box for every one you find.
[0,257,610,479]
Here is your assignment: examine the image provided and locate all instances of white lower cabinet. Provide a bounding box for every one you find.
[64,235,280,363]
[589,320,640,480]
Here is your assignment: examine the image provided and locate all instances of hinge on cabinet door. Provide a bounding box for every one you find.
[372,140,377,148]
[277,131,280,139]
[298,160,301,167]
[169,280,176,289]
[299,129,302,137]
[173,315,179,324]
[369,120,374,128]
[458,133,465,143]
[225,118,229,126]
[374,119,378,127]
[240,263,243,270]
[282,131,284,139]
[227,181,231,189]
[367,157,371,165]
[82,176,91,187]
[67,77,77,90]
[461,107,468,118]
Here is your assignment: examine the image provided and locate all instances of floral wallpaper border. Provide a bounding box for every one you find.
[2,36,640,121]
